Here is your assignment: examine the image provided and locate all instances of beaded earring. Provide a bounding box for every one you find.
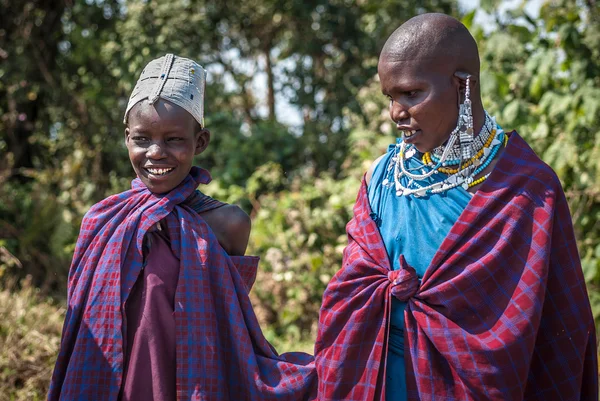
[457,76,474,160]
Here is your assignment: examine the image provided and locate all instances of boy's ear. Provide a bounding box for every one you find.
[195,128,210,155]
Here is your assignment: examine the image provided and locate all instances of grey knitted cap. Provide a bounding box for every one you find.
[124,54,207,126]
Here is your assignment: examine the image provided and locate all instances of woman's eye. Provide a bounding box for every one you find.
[167,137,184,142]
[405,91,418,98]
[131,136,148,142]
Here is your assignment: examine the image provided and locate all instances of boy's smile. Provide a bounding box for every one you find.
[125,99,209,194]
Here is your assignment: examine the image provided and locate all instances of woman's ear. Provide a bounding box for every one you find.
[453,71,477,103]
[454,71,478,89]
[454,70,470,80]
[124,127,130,146]
[195,128,210,155]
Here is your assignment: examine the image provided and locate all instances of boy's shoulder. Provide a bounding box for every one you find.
[198,204,251,257]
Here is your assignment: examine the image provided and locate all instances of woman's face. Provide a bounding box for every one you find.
[378,55,460,153]
[125,99,209,194]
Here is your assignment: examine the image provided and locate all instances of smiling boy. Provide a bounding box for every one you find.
[125,95,248,255]
[48,54,316,401]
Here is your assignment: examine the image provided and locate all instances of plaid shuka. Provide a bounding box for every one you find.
[48,167,316,401]
[314,133,598,401]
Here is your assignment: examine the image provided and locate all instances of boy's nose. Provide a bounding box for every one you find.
[146,143,166,159]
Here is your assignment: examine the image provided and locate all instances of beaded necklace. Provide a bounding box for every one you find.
[431,112,496,164]
[423,128,496,174]
[387,112,505,197]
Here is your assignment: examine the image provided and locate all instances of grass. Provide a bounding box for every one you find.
[0,278,64,401]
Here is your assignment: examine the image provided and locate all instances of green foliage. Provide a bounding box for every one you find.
[201,117,304,187]
[1,0,600,398]
[246,170,358,340]
[0,181,74,292]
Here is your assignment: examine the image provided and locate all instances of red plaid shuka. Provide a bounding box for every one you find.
[314,133,598,401]
[48,167,316,401]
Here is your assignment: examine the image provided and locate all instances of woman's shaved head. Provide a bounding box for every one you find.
[380,13,480,78]
[377,13,485,152]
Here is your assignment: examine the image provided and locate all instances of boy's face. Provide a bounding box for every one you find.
[125,99,209,194]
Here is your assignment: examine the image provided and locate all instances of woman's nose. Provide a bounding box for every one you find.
[146,143,166,159]
[389,99,409,124]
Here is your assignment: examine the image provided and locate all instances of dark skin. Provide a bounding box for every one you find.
[126,99,251,256]
[367,13,504,194]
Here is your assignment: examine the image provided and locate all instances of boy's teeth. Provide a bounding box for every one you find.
[148,168,174,175]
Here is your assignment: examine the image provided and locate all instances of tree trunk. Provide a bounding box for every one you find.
[264,47,276,121]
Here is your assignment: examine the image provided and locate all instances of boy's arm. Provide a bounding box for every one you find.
[199,204,251,256]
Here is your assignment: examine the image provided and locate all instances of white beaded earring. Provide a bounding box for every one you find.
[458,76,474,160]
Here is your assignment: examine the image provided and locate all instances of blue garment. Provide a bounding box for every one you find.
[367,143,471,401]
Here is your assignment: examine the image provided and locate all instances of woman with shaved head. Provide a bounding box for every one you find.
[314,13,597,401]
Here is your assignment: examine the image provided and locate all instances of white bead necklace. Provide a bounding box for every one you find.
[391,112,501,197]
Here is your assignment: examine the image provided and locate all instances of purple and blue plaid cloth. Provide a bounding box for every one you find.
[48,166,316,401]
[315,133,598,400]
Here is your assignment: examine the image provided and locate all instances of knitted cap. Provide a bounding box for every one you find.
[124,54,207,127]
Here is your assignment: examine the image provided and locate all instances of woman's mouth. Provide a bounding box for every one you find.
[402,129,421,143]
[145,167,175,176]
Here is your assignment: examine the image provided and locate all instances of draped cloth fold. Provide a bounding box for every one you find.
[315,133,598,401]
[48,166,316,401]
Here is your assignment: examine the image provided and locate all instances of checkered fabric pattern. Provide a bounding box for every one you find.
[48,166,317,401]
[315,132,598,401]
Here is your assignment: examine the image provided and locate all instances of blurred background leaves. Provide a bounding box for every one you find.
[1,0,599,398]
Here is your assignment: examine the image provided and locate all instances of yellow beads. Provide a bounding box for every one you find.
[423,129,496,174]
[468,174,488,188]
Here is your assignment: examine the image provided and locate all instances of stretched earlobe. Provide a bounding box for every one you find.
[454,71,478,92]
[454,71,470,80]
[453,71,476,105]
